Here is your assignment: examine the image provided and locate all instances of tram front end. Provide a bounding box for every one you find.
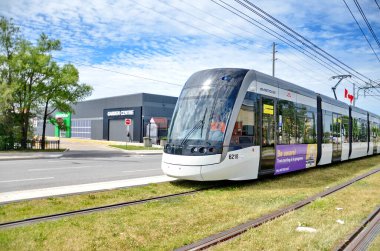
[161,68,260,181]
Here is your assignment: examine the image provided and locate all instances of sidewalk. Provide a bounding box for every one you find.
[0,138,163,161]
[0,151,65,161]
[0,175,176,204]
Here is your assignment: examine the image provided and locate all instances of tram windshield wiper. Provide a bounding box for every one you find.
[180,109,208,146]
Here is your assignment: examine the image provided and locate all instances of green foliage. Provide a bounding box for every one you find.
[0,17,92,150]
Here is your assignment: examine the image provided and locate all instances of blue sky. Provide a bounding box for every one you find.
[1,0,380,112]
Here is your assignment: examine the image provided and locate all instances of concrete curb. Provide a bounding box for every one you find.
[0,154,64,161]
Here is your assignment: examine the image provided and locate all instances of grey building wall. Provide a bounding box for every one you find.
[91,120,103,140]
[71,93,144,119]
[39,93,178,142]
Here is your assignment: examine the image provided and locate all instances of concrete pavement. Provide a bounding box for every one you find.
[0,137,163,161]
[0,175,176,204]
[0,138,171,203]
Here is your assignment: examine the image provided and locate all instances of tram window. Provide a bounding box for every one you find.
[230,92,256,149]
[342,116,349,143]
[323,111,333,143]
[372,122,379,143]
[359,118,368,142]
[296,105,316,144]
[352,118,359,142]
[277,100,296,145]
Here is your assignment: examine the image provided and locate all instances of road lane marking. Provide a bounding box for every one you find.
[122,168,161,173]
[0,177,54,183]
[28,166,96,171]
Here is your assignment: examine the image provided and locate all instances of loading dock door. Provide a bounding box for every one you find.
[109,119,133,141]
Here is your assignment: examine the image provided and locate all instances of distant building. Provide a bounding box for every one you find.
[36,93,178,143]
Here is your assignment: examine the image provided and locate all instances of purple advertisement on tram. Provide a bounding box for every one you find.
[274,144,317,175]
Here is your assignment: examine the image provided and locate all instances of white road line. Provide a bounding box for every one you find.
[28,166,95,171]
[122,168,161,173]
[0,177,54,183]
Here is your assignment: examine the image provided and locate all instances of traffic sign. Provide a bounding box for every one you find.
[125,119,132,126]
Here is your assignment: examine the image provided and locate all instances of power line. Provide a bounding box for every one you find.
[342,0,380,63]
[211,0,345,76]
[236,0,379,86]
[175,0,339,87]
[213,0,380,102]
[232,0,380,101]
[376,0,380,11]
[353,0,380,49]
[52,56,182,87]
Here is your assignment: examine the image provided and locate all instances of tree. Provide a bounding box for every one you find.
[11,34,61,148]
[39,62,92,149]
[0,17,21,148]
[0,17,92,150]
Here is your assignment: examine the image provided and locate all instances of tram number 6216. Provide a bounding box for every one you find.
[229,154,239,160]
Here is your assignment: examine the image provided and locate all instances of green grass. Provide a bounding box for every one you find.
[109,145,162,151]
[212,172,380,251]
[0,156,380,250]
[0,181,214,223]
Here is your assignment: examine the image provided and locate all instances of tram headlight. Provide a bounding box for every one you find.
[199,147,207,154]
[191,147,198,153]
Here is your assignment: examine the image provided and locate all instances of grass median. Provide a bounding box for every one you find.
[212,171,380,250]
[0,156,380,250]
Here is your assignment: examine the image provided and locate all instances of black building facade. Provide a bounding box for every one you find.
[39,93,177,142]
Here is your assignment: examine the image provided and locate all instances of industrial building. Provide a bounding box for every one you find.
[37,93,177,142]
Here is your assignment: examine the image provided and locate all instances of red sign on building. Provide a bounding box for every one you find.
[125,119,132,126]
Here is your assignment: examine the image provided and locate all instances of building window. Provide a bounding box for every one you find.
[71,119,91,138]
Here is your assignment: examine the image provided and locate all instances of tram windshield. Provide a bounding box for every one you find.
[167,69,247,153]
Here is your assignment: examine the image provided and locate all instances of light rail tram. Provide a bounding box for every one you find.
[161,68,380,180]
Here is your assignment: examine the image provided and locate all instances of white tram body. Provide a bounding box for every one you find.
[161,68,380,181]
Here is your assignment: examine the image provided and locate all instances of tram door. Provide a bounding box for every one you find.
[332,113,342,162]
[260,97,276,174]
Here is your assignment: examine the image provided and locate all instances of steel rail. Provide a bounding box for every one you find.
[176,167,380,251]
[336,206,380,251]
[0,186,217,229]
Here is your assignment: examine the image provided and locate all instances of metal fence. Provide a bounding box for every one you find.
[0,139,60,151]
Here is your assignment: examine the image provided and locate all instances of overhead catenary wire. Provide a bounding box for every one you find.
[212,0,380,102]
[236,0,379,86]
[179,0,349,81]
[342,0,380,63]
[211,0,345,76]
[163,0,340,85]
[376,0,380,12]
[353,0,380,50]
[228,0,380,100]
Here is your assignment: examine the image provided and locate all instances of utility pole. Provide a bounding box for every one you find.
[272,42,277,77]
[353,83,356,107]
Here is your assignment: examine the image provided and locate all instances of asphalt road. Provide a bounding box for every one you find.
[0,153,164,193]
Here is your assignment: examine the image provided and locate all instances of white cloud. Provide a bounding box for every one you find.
[1,0,379,112]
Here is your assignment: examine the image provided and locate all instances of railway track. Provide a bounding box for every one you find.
[176,167,380,251]
[336,206,380,251]
[0,186,217,229]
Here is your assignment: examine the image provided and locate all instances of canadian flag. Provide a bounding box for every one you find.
[344,89,354,103]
